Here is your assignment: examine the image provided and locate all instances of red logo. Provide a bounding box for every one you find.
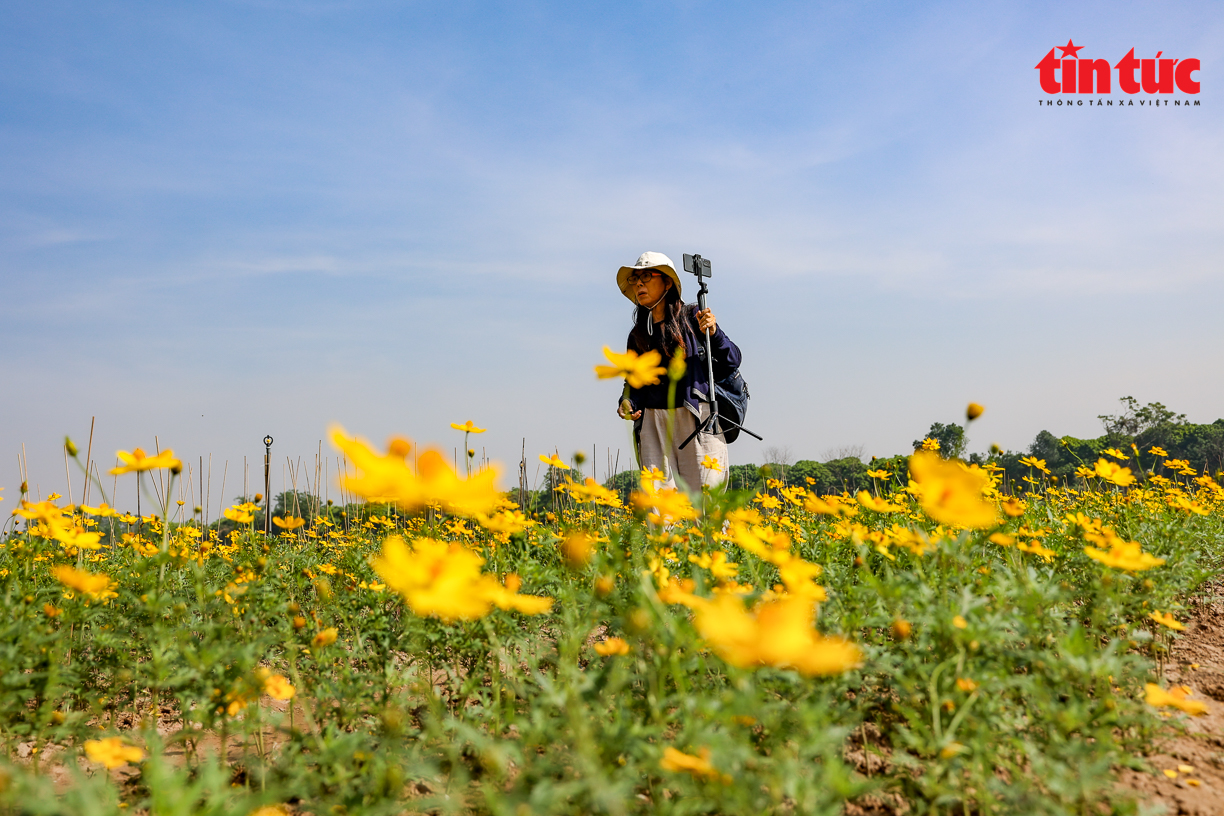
[1036,39,1200,95]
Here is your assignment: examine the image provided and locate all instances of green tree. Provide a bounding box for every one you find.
[788,460,833,491]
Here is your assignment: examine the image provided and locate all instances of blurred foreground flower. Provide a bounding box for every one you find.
[660,746,730,783]
[908,451,998,529]
[331,426,502,517]
[1149,611,1185,631]
[595,346,666,388]
[51,565,115,601]
[593,637,630,656]
[372,536,552,622]
[264,674,296,700]
[685,593,862,676]
[631,486,699,526]
[110,448,181,475]
[1145,683,1208,716]
[84,736,144,769]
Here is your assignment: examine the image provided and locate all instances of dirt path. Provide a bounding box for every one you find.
[1116,590,1224,815]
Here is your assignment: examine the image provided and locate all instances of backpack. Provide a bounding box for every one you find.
[714,369,750,444]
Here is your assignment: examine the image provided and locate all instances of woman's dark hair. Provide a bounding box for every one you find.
[628,282,691,360]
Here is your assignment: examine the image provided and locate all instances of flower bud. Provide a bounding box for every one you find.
[966,403,985,421]
[668,348,686,381]
[64,437,78,457]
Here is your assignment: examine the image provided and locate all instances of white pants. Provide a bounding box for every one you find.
[637,403,728,492]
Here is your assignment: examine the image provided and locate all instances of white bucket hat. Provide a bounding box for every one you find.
[616,251,682,303]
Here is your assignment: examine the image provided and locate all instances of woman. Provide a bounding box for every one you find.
[615,251,742,491]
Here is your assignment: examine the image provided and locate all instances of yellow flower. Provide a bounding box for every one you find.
[1102,447,1128,460]
[909,452,998,529]
[84,736,145,769]
[51,565,114,600]
[594,346,666,388]
[249,808,289,816]
[920,438,940,452]
[331,427,503,517]
[272,516,305,530]
[952,615,968,629]
[372,536,551,622]
[593,637,630,656]
[110,447,182,475]
[1019,455,1050,474]
[312,627,338,648]
[1093,458,1135,487]
[966,402,985,421]
[263,674,296,700]
[81,503,117,518]
[224,506,255,524]
[51,524,104,551]
[700,455,723,473]
[539,453,570,469]
[690,594,862,676]
[1083,537,1164,572]
[660,747,729,783]
[1144,683,1208,716]
[1149,611,1185,631]
[988,532,1015,547]
[866,468,891,480]
[856,491,902,513]
[1000,497,1025,517]
[1148,446,1169,457]
[450,420,486,434]
[955,677,979,692]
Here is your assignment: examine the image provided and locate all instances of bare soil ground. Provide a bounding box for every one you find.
[1116,588,1224,815]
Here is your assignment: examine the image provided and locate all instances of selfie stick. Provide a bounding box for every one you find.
[678,253,762,450]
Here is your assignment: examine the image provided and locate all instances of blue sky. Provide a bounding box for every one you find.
[2,1,1221,511]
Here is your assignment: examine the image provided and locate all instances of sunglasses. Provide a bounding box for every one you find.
[626,270,663,285]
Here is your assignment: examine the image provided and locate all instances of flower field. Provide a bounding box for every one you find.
[2,411,1222,815]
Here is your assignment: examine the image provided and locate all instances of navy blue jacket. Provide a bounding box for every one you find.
[624,305,742,415]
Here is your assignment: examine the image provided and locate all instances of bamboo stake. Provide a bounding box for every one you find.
[81,416,95,506]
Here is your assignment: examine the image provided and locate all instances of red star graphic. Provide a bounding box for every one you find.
[1056,39,1084,59]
